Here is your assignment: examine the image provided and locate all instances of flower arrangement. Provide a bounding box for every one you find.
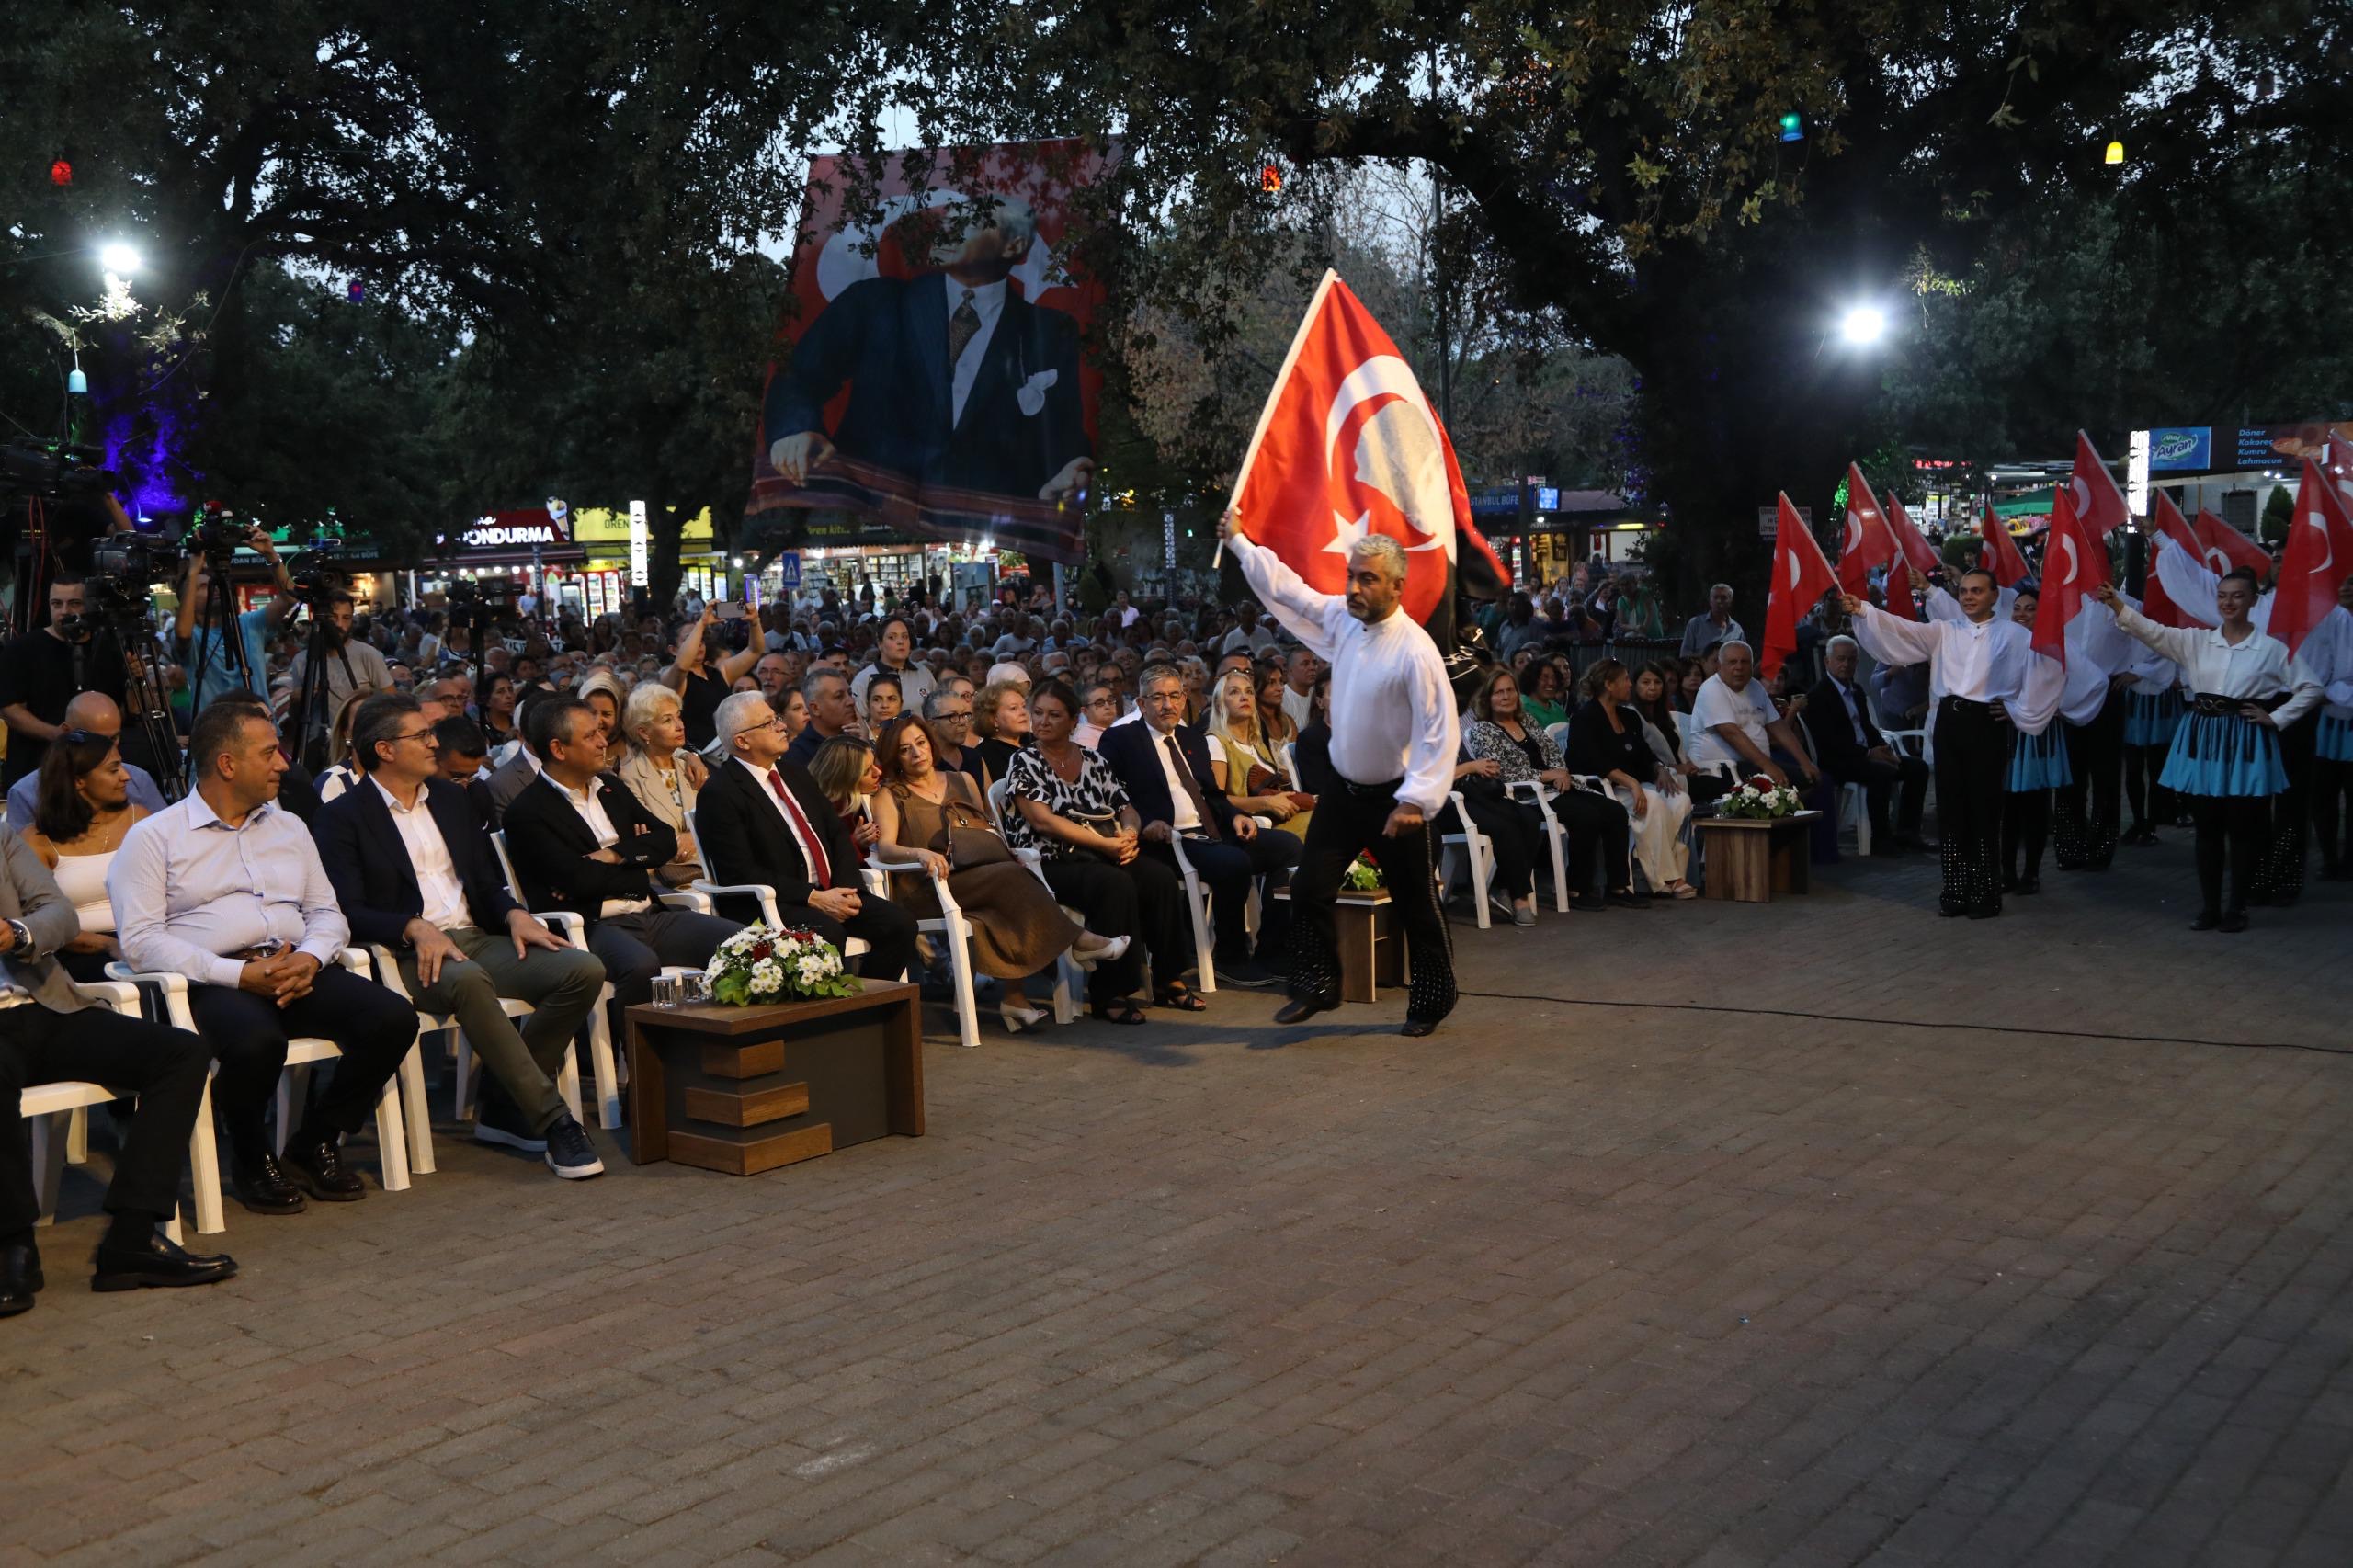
[706,924,861,1006]
[1340,851,1385,891]
[1715,774,1804,820]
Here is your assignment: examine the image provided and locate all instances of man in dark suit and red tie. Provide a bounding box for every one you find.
[764,195,1095,513]
[1097,664,1299,988]
[694,691,917,983]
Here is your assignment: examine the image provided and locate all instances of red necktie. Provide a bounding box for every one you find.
[767,767,832,887]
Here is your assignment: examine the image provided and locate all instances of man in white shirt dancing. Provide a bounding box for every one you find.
[1222,510,1458,1037]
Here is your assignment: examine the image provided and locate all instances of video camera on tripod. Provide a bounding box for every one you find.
[0,438,116,502]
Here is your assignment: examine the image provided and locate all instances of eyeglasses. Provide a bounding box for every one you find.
[392,729,437,745]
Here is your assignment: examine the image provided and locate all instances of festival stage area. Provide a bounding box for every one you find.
[6,843,2350,1566]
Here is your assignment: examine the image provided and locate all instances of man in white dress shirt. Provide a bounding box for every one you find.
[1842,570,2063,918]
[1222,511,1458,1036]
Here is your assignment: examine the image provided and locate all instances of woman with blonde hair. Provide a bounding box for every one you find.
[807,733,882,852]
[1205,667,1313,838]
[613,681,705,886]
[313,688,376,804]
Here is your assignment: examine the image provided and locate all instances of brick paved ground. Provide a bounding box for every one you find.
[6,832,2351,1566]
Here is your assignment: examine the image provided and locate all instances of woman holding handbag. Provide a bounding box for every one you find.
[870,714,1129,1032]
[1206,668,1315,839]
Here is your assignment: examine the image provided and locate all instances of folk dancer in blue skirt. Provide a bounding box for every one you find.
[1844,569,2063,919]
[2097,570,2320,932]
[2149,529,2316,903]
[2119,632,2185,846]
[1996,585,2068,894]
[2300,579,2353,880]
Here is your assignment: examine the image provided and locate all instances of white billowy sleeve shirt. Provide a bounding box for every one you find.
[1849,600,2063,737]
[1229,534,1458,816]
[2293,605,2353,718]
[2110,603,2320,724]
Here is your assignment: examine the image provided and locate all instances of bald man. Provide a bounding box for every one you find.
[6,693,171,826]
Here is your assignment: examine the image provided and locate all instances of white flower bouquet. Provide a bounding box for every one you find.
[705,923,860,1006]
[1714,774,1804,820]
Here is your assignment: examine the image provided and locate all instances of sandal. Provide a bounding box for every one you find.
[1154,984,1208,1012]
[1089,1000,1148,1026]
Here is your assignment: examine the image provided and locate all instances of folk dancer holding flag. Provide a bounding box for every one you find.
[2095,571,2318,931]
[1842,569,2063,918]
[1222,508,1460,1038]
[2302,579,2353,880]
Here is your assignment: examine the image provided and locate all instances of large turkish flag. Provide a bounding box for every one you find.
[2032,486,2109,667]
[2269,458,2353,655]
[1228,271,1507,650]
[1762,493,1836,679]
[2069,431,2132,539]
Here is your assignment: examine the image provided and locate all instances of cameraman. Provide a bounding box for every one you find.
[285,590,394,719]
[0,576,139,790]
[172,528,297,712]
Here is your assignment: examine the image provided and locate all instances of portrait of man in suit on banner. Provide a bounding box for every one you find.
[749,141,1112,564]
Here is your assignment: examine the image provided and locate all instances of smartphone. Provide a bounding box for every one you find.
[712,601,746,622]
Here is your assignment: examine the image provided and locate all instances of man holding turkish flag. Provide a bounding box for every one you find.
[1220,269,1508,667]
[1979,504,2030,588]
[1763,493,1838,681]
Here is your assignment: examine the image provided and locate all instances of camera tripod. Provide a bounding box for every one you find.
[82,595,188,802]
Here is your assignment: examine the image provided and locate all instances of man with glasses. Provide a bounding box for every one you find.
[313,695,608,1178]
[693,691,915,981]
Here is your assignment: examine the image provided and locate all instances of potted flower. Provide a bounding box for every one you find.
[706,924,862,1006]
[1714,774,1804,820]
[1340,851,1385,892]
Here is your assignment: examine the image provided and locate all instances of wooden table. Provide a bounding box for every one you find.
[1267,887,1408,1002]
[1692,811,1824,903]
[625,983,924,1175]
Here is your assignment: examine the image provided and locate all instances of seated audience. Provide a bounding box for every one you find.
[785,667,858,767]
[4,825,235,1312]
[924,687,988,787]
[499,696,739,1042]
[1632,662,1729,804]
[6,694,167,826]
[1804,634,1931,855]
[808,735,882,852]
[1097,663,1298,986]
[313,688,376,805]
[1205,668,1313,839]
[972,678,1031,786]
[1003,680,1193,1018]
[870,715,1123,1032]
[16,730,150,981]
[1688,642,1821,794]
[613,682,707,888]
[1463,666,1643,912]
[313,695,608,1179]
[1564,660,1696,898]
[694,690,915,980]
[110,702,420,1215]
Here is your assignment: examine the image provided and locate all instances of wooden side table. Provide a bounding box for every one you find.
[1267,887,1408,1002]
[625,983,924,1175]
[1692,811,1823,903]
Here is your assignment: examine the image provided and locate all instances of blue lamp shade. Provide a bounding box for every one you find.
[67,368,88,394]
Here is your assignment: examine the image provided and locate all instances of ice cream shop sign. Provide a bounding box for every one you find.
[444,498,574,551]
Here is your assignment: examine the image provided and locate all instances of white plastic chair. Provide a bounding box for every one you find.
[1437,788,1499,928]
[364,944,555,1175]
[1279,742,1302,791]
[108,949,410,1198]
[22,977,223,1239]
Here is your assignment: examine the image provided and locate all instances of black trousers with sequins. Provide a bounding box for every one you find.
[1288,778,1456,1025]
[1936,697,2011,915]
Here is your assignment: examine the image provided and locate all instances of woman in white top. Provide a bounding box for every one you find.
[17,730,149,982]
[2096,572,2320,931]
[313,688,374,805]
[2303,580,2353,879]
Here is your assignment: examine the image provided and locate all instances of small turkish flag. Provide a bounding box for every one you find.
[2032,486,2108,667]
[2142,492,2203,628]
[2192,509,2271,578]
[2069,431,2132,538]
[2268,458,2353,655]
[1836,463,1896,596]
[1762,492,1836,679]
[1884,494,1938,618]
[1227,270,1507,649]
[1979,504,2029,587]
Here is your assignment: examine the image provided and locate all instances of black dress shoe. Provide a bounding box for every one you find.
[1398,1017,1439,1038]
[2190,910,2221,931]
[1938,902,1967,918]
[2,1244,42,1318]
[2014,876,2040,895]
[233,1152,306,1215]
[1569,893,1607,912]
[1218,960,1281,989]
[2219,909,2249,934]
[91,1232,238,1293]
[1608,889,1651,909]
[284,1138,366,1202]
[1273,994,1336,1026]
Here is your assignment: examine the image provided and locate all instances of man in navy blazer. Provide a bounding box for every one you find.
[1097,664,1299,986]
[313,694,610,1176]
[766,198,1094,512]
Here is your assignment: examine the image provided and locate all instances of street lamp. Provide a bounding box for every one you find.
[1837,304,1888,347]
[97,243,140,277]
